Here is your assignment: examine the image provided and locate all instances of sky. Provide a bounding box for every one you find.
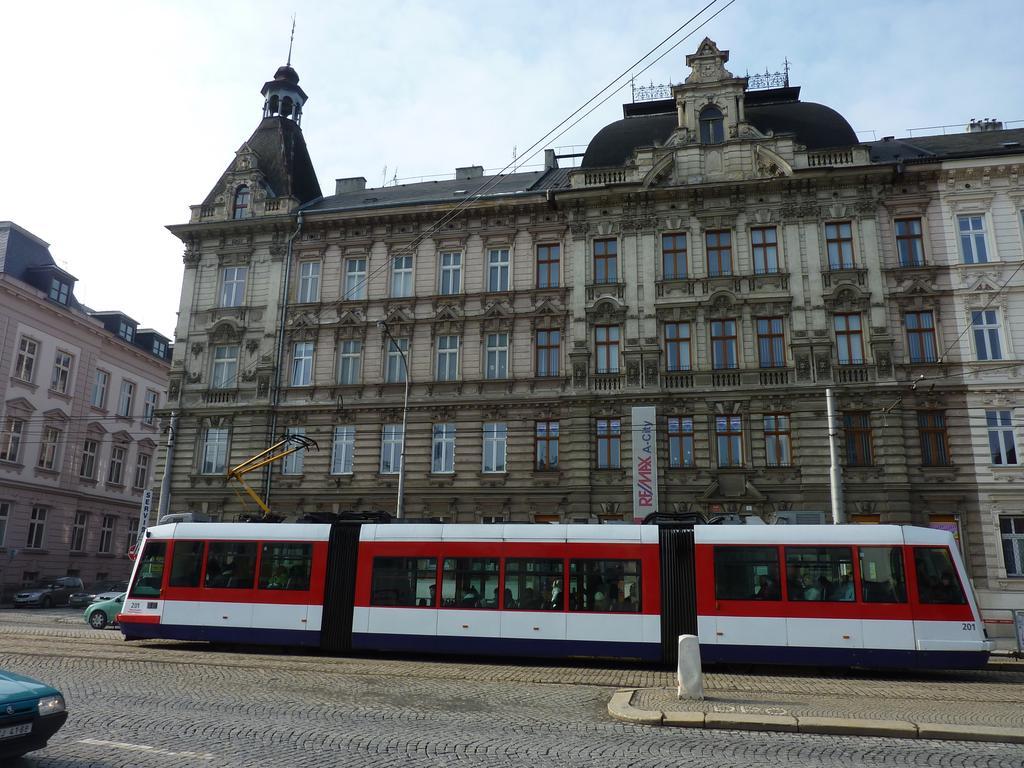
[2,0,1022,339]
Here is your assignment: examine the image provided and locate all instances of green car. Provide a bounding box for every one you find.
[0,668,67,760]
[83,592,125,630]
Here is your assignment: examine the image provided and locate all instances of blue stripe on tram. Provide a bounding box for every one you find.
[700,643,990,669]
[121,622,320,647]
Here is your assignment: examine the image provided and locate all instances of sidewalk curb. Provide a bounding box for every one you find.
[607,689,1024,744]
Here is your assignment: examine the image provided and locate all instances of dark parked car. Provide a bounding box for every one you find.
[68,580,129,607]
[0,668,67,760]
[13,577,84,608]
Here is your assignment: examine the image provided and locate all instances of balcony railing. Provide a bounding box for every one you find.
[758,369,791,386]
[591,373,624,391]
[202,390,238,404]
[833,364,874,384]
[662,371,695,389]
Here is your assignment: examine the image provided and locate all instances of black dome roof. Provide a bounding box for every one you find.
[273,65,300,85]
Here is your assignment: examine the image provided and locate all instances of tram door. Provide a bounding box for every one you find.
[658,527,698,665]
[320,523,362,653]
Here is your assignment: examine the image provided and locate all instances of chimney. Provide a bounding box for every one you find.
[967,118,983,133]
[544,149,559,170]
[455,165,484,180]
[985,118,1004,131]
[335,177,367,195]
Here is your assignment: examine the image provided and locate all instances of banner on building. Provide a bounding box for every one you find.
[631,406,659,522]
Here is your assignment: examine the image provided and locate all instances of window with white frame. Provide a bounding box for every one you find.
[987,410,1018,465]
[291,341,314,386]
[296,261,321,303]
[91,369,110,409]
[201,427,229,474]
[133,453,151,489]
[80,438,99,479]
[439,251,462,295]
[117,380,135,418]
[485,333,509,379]
[220,266,248,307]
[107,445,126,485]
[50,350,74,394]
[435,335,460,381]
[49,277,70,305]
[385,337,409,383]
[380,424,403,474]
[38,426,62,471]
[0,417,24,463]
[337,339,362,385]
[482,422,507,473]
[281,427,305,475]
[99,514,116,554]
[487,248,510,292]
[972,310,1004,361]
[27,506,46,549]
[1001,516,1024,577]
[958,215,988,264]
[212,345,239,389]
[344,258,367,300]
[331,426,355,475]
[143,390,159,425]
[391,255,413,297]
[118,320,135,343]
[14,337,38,382]
[71,511,87,552]
[432,423,456,473]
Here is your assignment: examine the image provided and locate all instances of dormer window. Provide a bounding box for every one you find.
[152,340,167,358]
[233,184,251,220]
[49,278,70,305]
[699,105,725,145]
[118,320,135,343]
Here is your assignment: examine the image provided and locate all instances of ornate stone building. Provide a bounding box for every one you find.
[160,41,1024,643]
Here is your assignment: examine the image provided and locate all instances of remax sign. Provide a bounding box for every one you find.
[631,406,659,522]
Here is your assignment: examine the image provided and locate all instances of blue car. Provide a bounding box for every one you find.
[0,669,67,760]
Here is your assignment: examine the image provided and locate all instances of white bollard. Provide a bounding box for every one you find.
[677,634,704,700]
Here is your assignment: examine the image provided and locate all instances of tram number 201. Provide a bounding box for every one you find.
[961,622,976,631]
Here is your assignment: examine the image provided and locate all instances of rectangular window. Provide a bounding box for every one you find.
[107,445,125,485]
[662,233,688,279]
[38,426,62,471]
[751,226,779,274]
[596,418,621,469]
[143,390,159,425]
[117,380,135,418]
[126,518,138,553]
[331,425,355,475]
[27,506,46,549]
[710,319,738,370]
[385,337,409,383]
[834,313,864,365]
[895,218,925,267]
[785,547,854,601]
[987,410,1018,465]
[485,333,508,379]
[505,558,564,610]
[536,243,560,288]
[435,335,460,381]
[80,438,99,479]
[487,248,510,292]
[71,512,87,552]
[825,221,854,269]
[1000,517,1024,577]
[281,427,305,475]
[443,557,500,609]
[668,416,695,468]
[98,514,116,554]
[371,557,438,606]
[291,341,314,386]
[914,548,967,604]
[212,345,239,389]
[0,417,24,463]
[595,325,620,374]
[14,337,38,382]
[714,546,781,600]
[593,239,617,284]
[958,215,988,264]
[337,339,362,385]
[118,320,135,343]
[535,329,560,377]
[535,421,559,471]
[49,278,70,304]
[764,414,791,467]
[258,543,313,590]
[569,559,641,612]
[130,541,166,597]
[756,317,785,368]
[220,266,248,307]
[918,411,950,466]
[905,311,938,363]
[133,453,151,489]
[168,540,204,588]
[431,423,456,474]
[716,415,743,468]
[391,254,413,297]
[439,251,462,295]
[482,422,507,473]
[206,541,257,589]
[665,322,691,372]
[705,230,732,277]
[51,350,73,394]
[91,370,109,409]
[859,546,908,602]
[201,427,229,474]
[0,502,7,547]
[344,258,367,300]
[296,261,321,303]
[972,310,1004,361]
[843,411,873,466]
[380,424,403,474]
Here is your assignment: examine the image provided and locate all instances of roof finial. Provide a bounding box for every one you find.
[287,13,296,66]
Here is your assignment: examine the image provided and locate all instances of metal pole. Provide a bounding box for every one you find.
[378,320,408,520]
[157,410,177,521]
[826,388,846,524]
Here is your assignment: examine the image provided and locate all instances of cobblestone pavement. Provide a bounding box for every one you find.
[3,609,1023,767]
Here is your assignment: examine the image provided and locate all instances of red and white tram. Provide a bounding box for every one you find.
[119,521,992,668]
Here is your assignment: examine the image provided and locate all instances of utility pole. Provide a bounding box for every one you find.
[157,410,177,522]
[825,388,846,524]
[378,320,409,520]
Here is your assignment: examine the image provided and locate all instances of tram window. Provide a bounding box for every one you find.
[505,558,564,610]
[371,557,437,607]
[168,541,204,588]
[569,559,641,612]
[713,547,780,601]
[442,558,499,609]
[258,543,313,591]
[206,541,257,589]
[785,547,854,601]
[859,547,907,603]
[130,541,167,597]
[914,548,967,605]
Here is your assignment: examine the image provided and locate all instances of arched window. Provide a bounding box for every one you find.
[268,95,279,115]
[699,105,725,145]
[233,185,251,220]
[281,97,293,118]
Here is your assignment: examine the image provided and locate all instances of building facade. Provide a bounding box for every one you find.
[160,41,1024,643]
[0,221,171,596]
